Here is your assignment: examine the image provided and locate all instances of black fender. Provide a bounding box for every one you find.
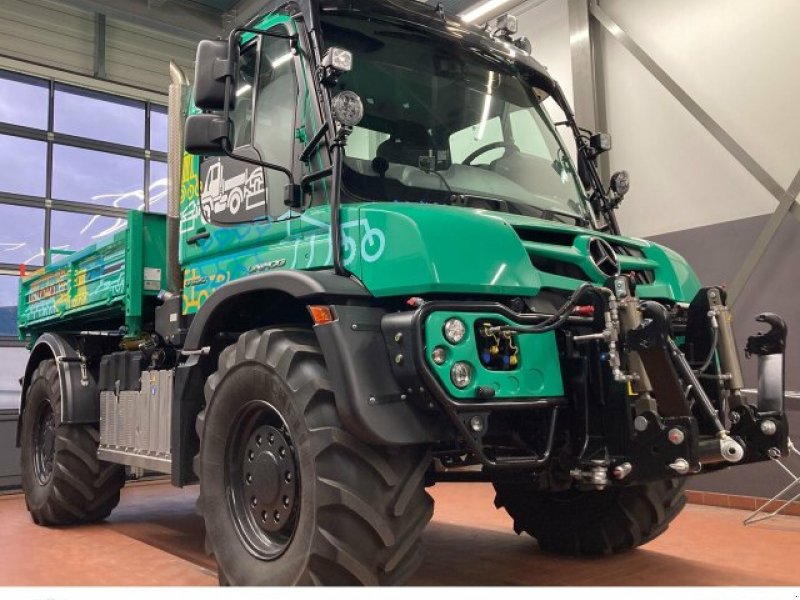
[172,270,441,486]
[182,270,370,351]
[17,333,99,446]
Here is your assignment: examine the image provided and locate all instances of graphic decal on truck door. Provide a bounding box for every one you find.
[199,156,267,223]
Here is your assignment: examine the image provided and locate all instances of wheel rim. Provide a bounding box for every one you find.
[33,401,55,485]
[226,400,300,560]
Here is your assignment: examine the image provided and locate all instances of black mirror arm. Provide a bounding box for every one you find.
[550,82,620,235]
[221,143,295,185]
[299,122,330,164]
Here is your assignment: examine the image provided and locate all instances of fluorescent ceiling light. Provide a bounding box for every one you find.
[460,0,516,23]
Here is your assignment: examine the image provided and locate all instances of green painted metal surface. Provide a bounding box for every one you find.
[17,211,167,342]
[424,311,564,400]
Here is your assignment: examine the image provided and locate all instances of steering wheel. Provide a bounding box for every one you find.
[462,141,518,166]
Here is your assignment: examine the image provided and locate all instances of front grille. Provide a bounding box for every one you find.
[513,226,655,285]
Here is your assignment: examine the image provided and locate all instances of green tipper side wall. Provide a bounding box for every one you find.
[17,211,167,342]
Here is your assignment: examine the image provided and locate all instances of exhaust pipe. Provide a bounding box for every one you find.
[167,61,189,295]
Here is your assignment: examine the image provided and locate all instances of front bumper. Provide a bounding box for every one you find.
[379,281,790,483]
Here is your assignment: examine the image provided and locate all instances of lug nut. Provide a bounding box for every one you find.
[667,428,685,445]
[760,420,777,436]
[669,458,690,475]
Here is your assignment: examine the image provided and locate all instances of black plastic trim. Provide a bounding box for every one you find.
[314,305,446,446]
[182,269,369,350]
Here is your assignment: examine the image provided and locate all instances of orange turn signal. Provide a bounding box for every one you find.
[308,305,336,325]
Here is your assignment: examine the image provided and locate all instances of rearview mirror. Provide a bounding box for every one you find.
[193,39,239,110]
[185,113,231,156]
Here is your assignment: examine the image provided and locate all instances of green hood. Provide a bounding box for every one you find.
[349,203,701,302]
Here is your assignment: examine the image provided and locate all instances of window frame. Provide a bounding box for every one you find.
[0,68,167,345]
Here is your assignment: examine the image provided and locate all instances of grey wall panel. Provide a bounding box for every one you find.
[0,348,29,412]
[105,19,197,92]
[0,411,20,490]
[0,0,95,75]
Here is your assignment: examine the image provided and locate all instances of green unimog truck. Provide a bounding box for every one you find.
[15,0,789,586]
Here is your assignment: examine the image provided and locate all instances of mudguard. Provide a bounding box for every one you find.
[17,332,99,445]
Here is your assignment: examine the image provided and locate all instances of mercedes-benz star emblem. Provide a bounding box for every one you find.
[588,238,621,278]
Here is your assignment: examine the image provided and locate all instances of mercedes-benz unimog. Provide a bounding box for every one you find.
[15,0,790,586]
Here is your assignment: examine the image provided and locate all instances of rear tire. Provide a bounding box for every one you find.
[20,359,126,525]
[195,328,434,586]
[493,479,686,556]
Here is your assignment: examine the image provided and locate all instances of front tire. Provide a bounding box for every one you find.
[195,328,434,586]
[493,479,686,556]
[20,360,126,525]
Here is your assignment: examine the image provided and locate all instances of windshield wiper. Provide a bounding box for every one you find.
[452,193,587,226]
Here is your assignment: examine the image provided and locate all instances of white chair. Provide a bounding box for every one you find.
[744,438,800,525]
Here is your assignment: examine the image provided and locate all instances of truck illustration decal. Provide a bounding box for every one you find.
[200,159,267,221]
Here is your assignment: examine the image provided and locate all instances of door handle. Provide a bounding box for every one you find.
[187,229,211,245]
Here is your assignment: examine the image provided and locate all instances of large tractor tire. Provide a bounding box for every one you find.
[20,360,126,525]
[195,327,434,586]
[493,479,686,556]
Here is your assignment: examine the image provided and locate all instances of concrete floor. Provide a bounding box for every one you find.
[1,480,799,586]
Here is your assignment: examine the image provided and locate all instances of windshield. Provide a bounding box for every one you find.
[321,13,591,225]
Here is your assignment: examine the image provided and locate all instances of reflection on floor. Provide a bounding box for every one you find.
[2,480,799,586]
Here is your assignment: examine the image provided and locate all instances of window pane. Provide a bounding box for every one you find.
[0,134,47,197]
[0,205,44,265]
[0,275,19,337]
[148,160,167,214]
[52,145,145,209]
[0,71,48,130]
[231,44,257,149]
[0,347,28,409]
[150,106,168,152]
[50,211,126,252]
[54,85,145,147]
[254,31,297,218]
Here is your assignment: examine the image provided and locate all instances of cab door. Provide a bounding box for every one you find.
[180,16,329,314]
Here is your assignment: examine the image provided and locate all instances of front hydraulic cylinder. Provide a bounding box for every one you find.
[706,288,745,404]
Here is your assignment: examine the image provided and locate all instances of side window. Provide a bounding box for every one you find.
[231,44,257,149]
[254,30,299,219]
[344,126,390,162]
[449,116,504,165]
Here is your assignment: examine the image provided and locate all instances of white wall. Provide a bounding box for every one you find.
[513,0,800,238]
[513,0,574,112]
[598,0,800,236]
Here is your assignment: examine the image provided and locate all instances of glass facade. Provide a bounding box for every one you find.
[0,68,168,345]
